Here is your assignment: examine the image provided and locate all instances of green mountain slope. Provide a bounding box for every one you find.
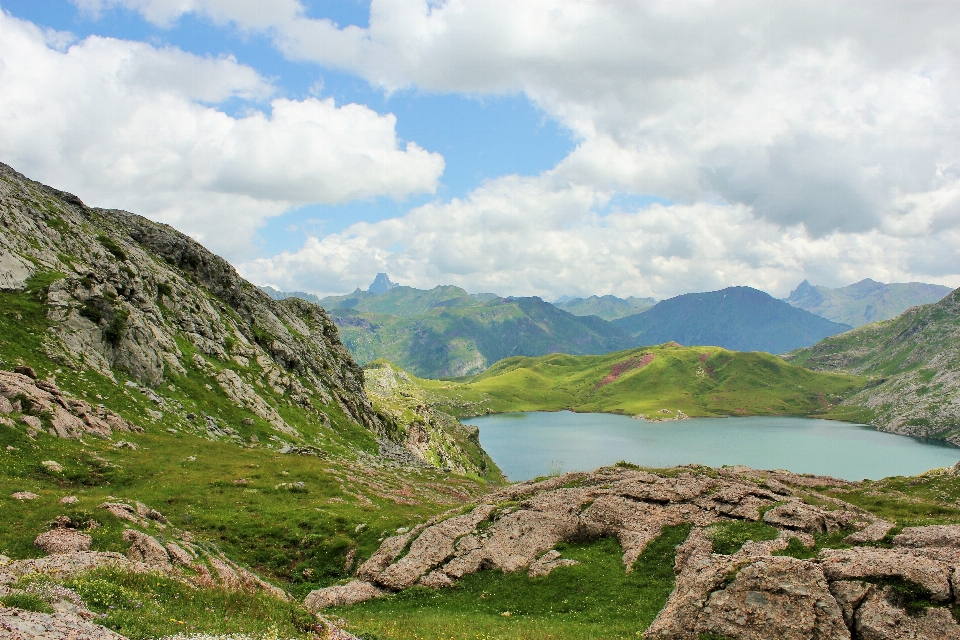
[0,161,500,617]
[787,286,960,443]
[330,294,634,378]
[784,278,952,327]
[553,294,656,320]
[614,286,852,354]
[369,343,863,420]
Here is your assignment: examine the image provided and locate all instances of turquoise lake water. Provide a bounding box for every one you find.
[463,412,960,482]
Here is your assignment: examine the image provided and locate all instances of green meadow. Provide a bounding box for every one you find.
[374,342,865,420]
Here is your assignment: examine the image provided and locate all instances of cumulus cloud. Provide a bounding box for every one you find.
[240,173,960,300]
[31,2,960,295]
[0,12,444,258]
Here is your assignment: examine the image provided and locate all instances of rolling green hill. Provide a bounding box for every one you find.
[614,286,852,354]
[787,286,960,442]
[553,294,656,320]
[784,278,952,327]
[367,343,864,420]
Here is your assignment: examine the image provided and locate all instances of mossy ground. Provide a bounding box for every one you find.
[331,526,691,640]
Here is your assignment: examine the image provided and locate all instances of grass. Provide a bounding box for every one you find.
[332,526,691,640]
[369,345,865,421]
[49,568,317,639]
[0,276,496,601]
[707,521,778,555]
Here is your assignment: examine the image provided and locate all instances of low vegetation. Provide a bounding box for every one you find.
[368,344,864,420]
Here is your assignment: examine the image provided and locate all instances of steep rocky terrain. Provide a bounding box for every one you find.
[615,286,852,354]
[0,161,490,473]
[787,287,960,444]
[306,463,960,640]
[785,278,952,328]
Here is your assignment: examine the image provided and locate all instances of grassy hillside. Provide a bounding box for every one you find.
[614,286,852,355]
[787,286,960,442]
[553,294,656,320]
[331,295,633,378]
[369,343,864,420]
[784,278,952,327]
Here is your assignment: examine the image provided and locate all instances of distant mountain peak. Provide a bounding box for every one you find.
[368,273,400,294]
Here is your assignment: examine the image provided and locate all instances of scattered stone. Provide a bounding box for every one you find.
[0,607,128,640]
[41,460,63,473]
[20,415,42,432]
[99,502,139,522]
[0,396,12,414]
[121,530,170,566]
[845,520,895,544]
[35,529,92,554]
[11,491,38,500]
[419,569,456,588]
[59,496,78,505]
[303,580,385,612]
[112,440,139,450]
[146,409,162,420]
[528,550,579,578]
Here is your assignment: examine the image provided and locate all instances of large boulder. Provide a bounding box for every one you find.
[303,580,384,612]
[34,529,92,555]
[694,557,850,640]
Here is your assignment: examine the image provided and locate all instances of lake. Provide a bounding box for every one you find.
[463,411,960,482]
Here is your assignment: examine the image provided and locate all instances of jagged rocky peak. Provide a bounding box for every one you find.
[367,272,399,294]
[0,161,385,438]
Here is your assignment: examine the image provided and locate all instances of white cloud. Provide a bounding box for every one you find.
[240,173,960,300]
[0,12,444,258]
[71,0,303,29]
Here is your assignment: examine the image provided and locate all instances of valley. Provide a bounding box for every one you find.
[1,161,959,640]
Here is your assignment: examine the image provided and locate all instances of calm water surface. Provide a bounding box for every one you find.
[463,412,960,482]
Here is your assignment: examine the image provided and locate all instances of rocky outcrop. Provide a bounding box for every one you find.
[0,371,140,439]
[343,466,821,608]
[34,529,92,555]
[0,161,386,447]
[303,580,385,613]
[0,607,129,640]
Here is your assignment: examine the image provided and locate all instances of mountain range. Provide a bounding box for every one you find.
[784,278,952,327]
[787,284,960,443]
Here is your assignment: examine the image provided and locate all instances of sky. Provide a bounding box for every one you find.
[2,1,959,301]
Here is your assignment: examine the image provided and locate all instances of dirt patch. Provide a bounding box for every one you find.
[597,353,655,388]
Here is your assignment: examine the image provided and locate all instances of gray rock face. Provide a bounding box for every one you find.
[0,161,385,443]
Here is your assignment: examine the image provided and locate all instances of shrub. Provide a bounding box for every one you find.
[97,235,128,261]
